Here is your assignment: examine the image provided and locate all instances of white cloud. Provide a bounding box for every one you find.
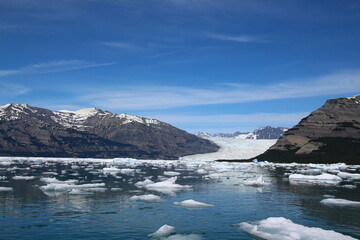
[103,41,137,49]
[149,112,309,132]
[206,33,260,43]
[0,60,116,76]
[0,82,29,97]
[79,70,360,110]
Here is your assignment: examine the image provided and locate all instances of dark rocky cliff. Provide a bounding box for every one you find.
[0,104,219,159]
[255,95,360,164]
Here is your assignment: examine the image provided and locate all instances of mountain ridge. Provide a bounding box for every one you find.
[254,95,360,164]
[197,126,288,139]
[0,103,219,159]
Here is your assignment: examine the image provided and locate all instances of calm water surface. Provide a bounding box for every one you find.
[0,159,359,239]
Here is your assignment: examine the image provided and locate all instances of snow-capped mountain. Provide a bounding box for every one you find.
[0,104,219,159]
[197,126,288,140]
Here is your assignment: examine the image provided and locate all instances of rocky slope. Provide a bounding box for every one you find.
[197,126,288,139]
[255,95,360,164]
[0,104,219,159]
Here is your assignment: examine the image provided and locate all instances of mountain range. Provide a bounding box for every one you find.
[255,95,360,164]
[0,104,219,159]
[197,126,288,139]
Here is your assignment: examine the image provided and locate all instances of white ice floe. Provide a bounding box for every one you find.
[240,217,356,240]
[12,176,36,180]
[243,175,270,186]
[174,199,213,208]
[196,169,207,175]
[148,224,176,238]
[320,198,360,207]
[289,173,342,181]
[130,194,161,203]
[323,194,335,198]
[0,187,13,191]
[339,185,357,189]
[68,189,94,195]
[163,234,203,240]
[40,183,105,192]
[40,177,78,184]
[144,177,191,195]
[337,172,360,180]
[163,171,181,176]
[134,179,154,188]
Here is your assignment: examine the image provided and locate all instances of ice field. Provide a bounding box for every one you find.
[0,154,359,239]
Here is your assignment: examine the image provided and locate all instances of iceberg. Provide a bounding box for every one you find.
[243,175,270,186]
[12,176,36,180]
[240,217,356,240]
[174,199,213,208]
[144,177,191,195]
[320,198,360,207]
[337,172,360,180]
[0,187,13,191]
[130,194,161,203]
[163,171,181,176]
[289,173,342,181]
[148,224,176,238]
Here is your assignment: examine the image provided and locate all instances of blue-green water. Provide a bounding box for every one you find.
[0,159,359,239]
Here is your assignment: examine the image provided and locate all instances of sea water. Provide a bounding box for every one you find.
[0,158,359,239]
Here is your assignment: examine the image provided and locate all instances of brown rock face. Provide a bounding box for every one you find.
[255,95,360,164]
[0,104,219,159]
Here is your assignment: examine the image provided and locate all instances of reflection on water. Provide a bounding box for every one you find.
[0,158,359,240]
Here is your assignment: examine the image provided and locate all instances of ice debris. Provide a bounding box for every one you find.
[130,194,161,203]
[243,175,270,186]
[240,217,356,240]
[174,199,213,208]
[148,224,176,238]
[320,198,360,207]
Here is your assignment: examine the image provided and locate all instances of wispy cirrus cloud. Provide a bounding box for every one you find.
[0,60,116,77]
[0,82,29,97]
[149,112,309,132]
[78,70,360,110]
[103,41,138,49]
[206,33,261,43]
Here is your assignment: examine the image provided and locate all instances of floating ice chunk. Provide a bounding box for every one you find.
[68,189,94,195]
[130,194,161,203]
[12,176,36,180]
[320,198,360,207]
[135,179,154,188]
[164,234,203,240]
[145,177,191,195]
[0,176,7,180]
[40,177,78,184]
[243,175,270,186]
[42,172,58,175]
[0,187,13,191]
[337,172,360,180]
[103,166,122,173]
[240,217,356,240]
[196,169,207,175]
[174,199,213,208]
[148,224,176,238]
[289,173,342,181]
[40,183,105,191]
[163,171,181,176]
[339,185,357,189]
[323,194,335,198]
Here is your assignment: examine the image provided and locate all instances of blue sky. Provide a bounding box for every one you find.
[1,0,360,133]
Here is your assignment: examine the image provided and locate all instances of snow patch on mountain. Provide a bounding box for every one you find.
[0,103,161,129]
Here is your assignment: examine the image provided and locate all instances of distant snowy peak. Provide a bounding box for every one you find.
[0,103,39,121]
[0,103,162,128]
[197,126,288,140]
